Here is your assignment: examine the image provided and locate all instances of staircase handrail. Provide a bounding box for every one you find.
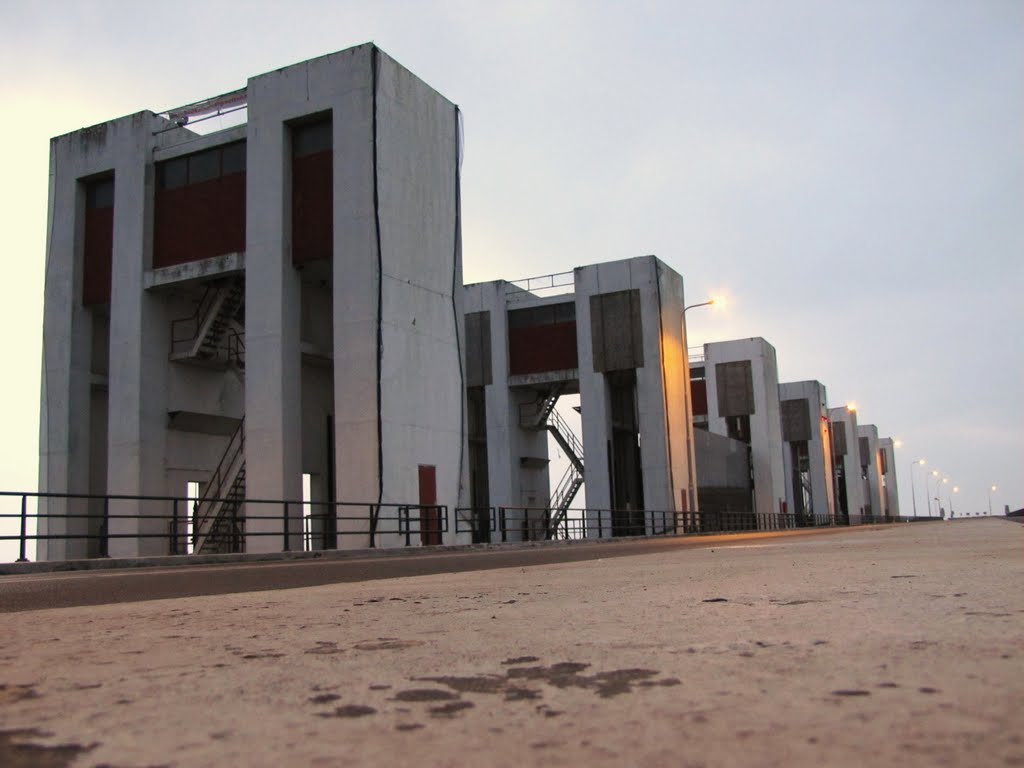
[547,406,584,462]
[517,383,564,429]
[549,463,581,511]
[170,283,220,356]
[194,417,245,531]
[227,329,245,367]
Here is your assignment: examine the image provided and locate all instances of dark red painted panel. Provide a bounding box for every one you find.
[508,321,578,376]
[153,171,245,268]
[292,149,333,264]
[418,464,441,546]
[83,207,113,305]
[691,379,708,416]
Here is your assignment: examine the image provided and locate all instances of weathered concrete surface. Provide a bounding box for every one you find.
[1,520,1021,767]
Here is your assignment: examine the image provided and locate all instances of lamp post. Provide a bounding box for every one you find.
[950,486,959,518]
[910,459,925,519]
[927,469,939,517]
[684,299,716,313]
[988,485,997,516]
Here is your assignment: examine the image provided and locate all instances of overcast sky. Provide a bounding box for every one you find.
[0,1,1020,557]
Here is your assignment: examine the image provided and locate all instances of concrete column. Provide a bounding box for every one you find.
[105,114,170,558]
[38,139,93,560]
[332,78,380,548]
[244,96,303,553]
[704,338,787,520]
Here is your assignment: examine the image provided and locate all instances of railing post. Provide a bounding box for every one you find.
[17,495,28,562]
[100,497,109,558]
[499,507,507,543]
[170,498,179,555]
[403,506,411,547]
[283,501,291,552]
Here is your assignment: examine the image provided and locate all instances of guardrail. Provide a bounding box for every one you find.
[0,491,447,563]
[454,506,940,543]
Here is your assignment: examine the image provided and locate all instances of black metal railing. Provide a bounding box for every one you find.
[1,491,942,565]
[0,491,449,563]
[454,505,940,544]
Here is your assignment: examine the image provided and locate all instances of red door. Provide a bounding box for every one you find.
[418,465,441,546]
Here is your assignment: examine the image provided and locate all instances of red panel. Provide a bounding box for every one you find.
[292,150,333,264]
[418,465,441,546]
[691,379,708,416]
[83,207,113,305]
[508,321,578,375]
[153,172,246,268]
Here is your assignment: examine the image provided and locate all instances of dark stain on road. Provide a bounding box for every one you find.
[0,685,39,704]
[392,689,459,703]
[318,705,377,718]
[429,701,475,717]
[832,689,871,697]
[423,660,678,700]
[0,729,94,768]
[353,638,424,651]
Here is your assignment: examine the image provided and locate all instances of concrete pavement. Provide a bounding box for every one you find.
[1,519,1022,767]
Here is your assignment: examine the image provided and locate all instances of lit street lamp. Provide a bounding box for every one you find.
[684,297,718,313]
[988,485,998,516]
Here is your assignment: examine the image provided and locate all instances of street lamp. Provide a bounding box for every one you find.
[910,458,926,519]
[684,298,716,313]
[951,486,959,518]
[988,485,997,516]
[927,469,940,517]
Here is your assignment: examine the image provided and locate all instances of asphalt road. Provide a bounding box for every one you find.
[0,526,857,613]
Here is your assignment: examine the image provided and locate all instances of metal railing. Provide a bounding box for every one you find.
[506,270,575,301]
[0,491,448,563]
[454,505,941,544]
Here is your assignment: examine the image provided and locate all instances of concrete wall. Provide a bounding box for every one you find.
[704,338,786,518]
[779,380,836,521]
[878,437,900,518]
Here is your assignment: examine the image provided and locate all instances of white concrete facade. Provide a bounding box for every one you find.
[39,44,468,559]
[703,338,786,518]
[878,437,901,519]
[827,406,865,524]
[779,380,836,523]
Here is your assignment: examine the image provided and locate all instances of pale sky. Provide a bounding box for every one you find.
[0,1,1020,558]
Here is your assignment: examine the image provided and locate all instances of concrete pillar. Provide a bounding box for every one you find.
[105,114,173,557]
[828,406,864,523]
[857,424,885,520]
[244,83,303,553]
[38,135,95,560]
[879,437,901,518]
[704,338,787,520]
[780,380,836,523]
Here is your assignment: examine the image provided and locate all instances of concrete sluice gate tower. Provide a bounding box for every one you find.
[39,44,468,559]
[700,338,787,522]
[778,380,836,524]
[463,256,697,541]
[827,406,865,524]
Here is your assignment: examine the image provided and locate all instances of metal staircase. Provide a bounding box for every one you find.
[520,386,584,538]
[171,277,245,367]
[192,418,246,554]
